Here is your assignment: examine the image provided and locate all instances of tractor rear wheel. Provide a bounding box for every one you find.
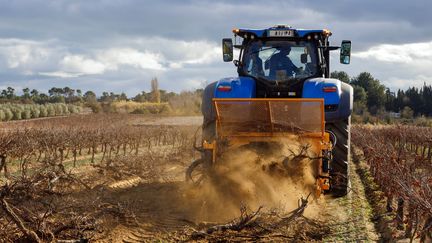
[185,82,216,185]
[326,117,351,197]
[201,81,217,142]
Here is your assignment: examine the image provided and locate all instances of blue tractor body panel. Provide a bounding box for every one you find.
[302,78,352,121]
[214,77,256,98]
[214,77,342,104]
[302,78,341,105]
[213,77,352,121]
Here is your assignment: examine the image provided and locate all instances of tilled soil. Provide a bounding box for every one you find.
[94,159,380,242]
[85,116,381,242]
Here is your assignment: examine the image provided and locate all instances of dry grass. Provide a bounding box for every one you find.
[110,101,171,114]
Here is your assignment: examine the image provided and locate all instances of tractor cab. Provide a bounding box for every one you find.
[222,25,351,98]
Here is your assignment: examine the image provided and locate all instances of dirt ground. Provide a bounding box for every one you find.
[4,115,430,242]
[0,115,385,242]
[75,116,379,242]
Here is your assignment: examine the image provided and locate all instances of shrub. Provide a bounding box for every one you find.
[31,107,40,118]
[131,107,149,114]
[67,104,78,114]
[401,106,414,119]
[88,102,102,113]
[4,108,13,121]
[54,104,63,116]
[21,109,31,119]
[0,110,5,121]
[12,108,22,120]
[0,103,82,120]
[60,103,69,115]
[47,105,56,116]
[39,106,48,117]
[111,101,171,115]
[168,91,201,115]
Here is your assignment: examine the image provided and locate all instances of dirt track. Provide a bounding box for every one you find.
[86,116,381,242]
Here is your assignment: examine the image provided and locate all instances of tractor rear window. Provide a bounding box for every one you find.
[242,40,318,82]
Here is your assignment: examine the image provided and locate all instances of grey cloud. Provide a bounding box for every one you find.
[0,0,431,95]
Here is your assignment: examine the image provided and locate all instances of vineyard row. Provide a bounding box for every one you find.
[352,125,432,241]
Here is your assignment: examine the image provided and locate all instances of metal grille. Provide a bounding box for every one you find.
[214,98,324,137]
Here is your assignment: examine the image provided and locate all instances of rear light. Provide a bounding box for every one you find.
[322,86,337,93]
[217,85,232,92]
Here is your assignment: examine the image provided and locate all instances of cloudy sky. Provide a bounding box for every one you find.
[0,0,431,96]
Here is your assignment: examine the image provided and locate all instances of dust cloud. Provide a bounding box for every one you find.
[185,137,321,222]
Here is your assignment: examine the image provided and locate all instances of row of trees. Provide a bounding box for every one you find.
[331,71,432,118]
[0,77,204,115]
[0,78,203,105]
[0,103,81,121]
[5,73,428,118]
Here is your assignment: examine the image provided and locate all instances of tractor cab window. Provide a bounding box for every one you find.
[242,40,318,82]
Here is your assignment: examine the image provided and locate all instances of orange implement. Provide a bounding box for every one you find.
[207,98,331,196]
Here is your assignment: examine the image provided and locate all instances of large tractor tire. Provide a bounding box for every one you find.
[185,82,216,184]
[201,82,217,142]
[326,117,351,197]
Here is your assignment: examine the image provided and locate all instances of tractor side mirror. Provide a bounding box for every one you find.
[340,40,351,64]
[300,53,308,64]
[222,38,233,62]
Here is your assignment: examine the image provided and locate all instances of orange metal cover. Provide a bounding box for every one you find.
[213,98,325,138]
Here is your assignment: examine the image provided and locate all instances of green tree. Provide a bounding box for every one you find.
[405,87,423,116]
[384,88,396,112]
[330,71,350,83]
[351,72,386,114]
[119,92,128,101]
[133,91,150,102]
[352,85,368,115]
[30,89,39,100]
[353,85,367,104]
[22,88,31,100]
[84,91,97,103]
[421,83,432,116]
[3,87,16,99]
[100,92,114,102]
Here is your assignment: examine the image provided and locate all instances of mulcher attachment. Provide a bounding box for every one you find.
[191,98,333,196]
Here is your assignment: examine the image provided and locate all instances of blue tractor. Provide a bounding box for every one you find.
[189,25,353,197]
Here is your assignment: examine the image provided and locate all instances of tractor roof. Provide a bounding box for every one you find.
[232,25,331,39]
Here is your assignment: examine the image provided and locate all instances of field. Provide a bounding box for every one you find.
[0,114,430,242]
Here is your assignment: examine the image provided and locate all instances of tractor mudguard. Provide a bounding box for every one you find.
[202,81,217,123]
[302,78,353,122]
[213,77,256,98]
[202,77,256,139]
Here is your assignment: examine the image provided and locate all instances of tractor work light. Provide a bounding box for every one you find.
[323,29,332,36]
[322,86,337,93]
[217,85,232,92]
